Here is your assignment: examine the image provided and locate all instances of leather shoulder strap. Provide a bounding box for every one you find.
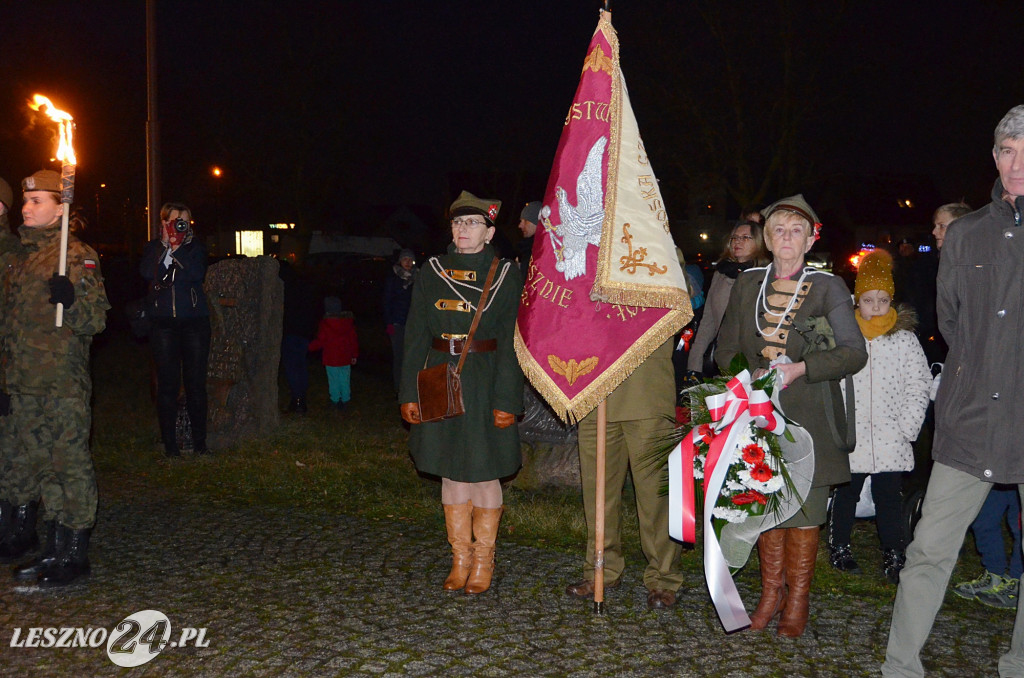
[456,258,499,374]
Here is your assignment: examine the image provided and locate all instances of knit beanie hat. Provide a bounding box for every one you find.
[520,201,542,225]
[854,249,895,299]
[398,248,415,263]
[324,296,343,315]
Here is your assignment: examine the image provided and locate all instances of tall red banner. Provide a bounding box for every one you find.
[514,10,692,423]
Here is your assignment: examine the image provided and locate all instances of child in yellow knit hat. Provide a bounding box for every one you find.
[828,249,931,584]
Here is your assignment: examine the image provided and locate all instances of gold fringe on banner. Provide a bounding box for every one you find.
[514,308,688,424]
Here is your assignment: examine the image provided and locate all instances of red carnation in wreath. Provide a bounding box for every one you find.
[749,462,774,483]
[698,423,716,445]
[742,443,765,465]
[732,490,768,506]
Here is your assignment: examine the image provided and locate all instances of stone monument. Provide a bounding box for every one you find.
[512,386,580,490]
[203,256,283,449]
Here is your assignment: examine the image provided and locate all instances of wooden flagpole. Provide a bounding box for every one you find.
[593,399,607,614]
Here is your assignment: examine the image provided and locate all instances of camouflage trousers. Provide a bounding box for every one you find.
[5,394,97,529]
[0,413,13,499]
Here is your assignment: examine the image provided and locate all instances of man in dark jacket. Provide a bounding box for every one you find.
[383,248,417,394]
[515,201,541,279]
[884,105,1024,677]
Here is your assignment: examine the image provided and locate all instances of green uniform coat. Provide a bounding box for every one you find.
[399,244,524,482]
[715,265,867,489]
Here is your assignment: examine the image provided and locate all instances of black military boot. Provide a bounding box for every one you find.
[0,501,40,563]
[0,499,14,544]
[38,527,91,587]
[13,521,66,580]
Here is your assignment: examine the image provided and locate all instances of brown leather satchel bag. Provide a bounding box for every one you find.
[417,258,499,423]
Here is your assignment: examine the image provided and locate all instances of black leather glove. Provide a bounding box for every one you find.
[48,274,75,307]
[0,391,9,417]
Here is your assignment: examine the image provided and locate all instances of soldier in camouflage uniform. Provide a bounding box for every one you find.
[0,170,110,588]
[0,176,21,548]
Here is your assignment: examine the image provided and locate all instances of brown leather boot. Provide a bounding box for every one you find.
[464,506,503,595]
[442,502,474,591]
[749,528,787,630]
[777,527,820,638]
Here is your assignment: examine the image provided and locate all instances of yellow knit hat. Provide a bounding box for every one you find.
[854,249,895,299]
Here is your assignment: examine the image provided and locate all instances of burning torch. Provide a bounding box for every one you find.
[29,94,77,328]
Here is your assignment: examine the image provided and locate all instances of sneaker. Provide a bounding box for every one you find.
[977,577,1019,610]
[829,544,862,574]
[953,571,1003,600]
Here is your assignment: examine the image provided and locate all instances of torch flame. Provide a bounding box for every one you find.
[29,94,76,165]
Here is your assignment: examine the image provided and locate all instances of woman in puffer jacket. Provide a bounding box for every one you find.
[829,249,931,584]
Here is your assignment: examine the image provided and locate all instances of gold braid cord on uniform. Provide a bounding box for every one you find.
[759,277,813,363]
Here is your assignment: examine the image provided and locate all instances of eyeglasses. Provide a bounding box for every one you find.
[730,235,754,243]
[451,218,488,230]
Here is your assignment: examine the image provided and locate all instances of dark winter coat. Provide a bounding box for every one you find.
[934,179,1024,483]
[716,265,867,487]
[308,314,358,367]
[383,265,416,326]
[399,244,524,482]
[140,238,209,319]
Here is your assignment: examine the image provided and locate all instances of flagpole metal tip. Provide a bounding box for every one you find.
[592,601,606,615]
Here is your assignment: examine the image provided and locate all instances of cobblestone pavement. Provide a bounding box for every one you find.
[0,493,1012,677]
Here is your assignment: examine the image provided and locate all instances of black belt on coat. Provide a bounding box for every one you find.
[430,337,497,356]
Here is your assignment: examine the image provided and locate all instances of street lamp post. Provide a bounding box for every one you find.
[94,182,106,231]
[211,166,223,254]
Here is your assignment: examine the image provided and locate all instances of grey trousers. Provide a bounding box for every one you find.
[882,462,1024,677]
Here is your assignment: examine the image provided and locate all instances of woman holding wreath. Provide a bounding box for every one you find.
[399,191,524,595]
[715,194,866,637]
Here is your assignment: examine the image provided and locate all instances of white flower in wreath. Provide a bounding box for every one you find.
[712,507,749,524]
[736,427,758,447]
[725,480,745,492]
[737,468,786,494]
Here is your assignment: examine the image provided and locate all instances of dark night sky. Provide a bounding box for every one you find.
[0,1,1022,240]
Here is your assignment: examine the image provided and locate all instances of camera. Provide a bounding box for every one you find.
[174,217,189,233]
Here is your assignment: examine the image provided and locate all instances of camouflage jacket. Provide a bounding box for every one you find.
[1,221,110,397]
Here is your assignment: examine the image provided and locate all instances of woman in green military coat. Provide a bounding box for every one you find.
[399,191,524,595]
[716,194,866,638]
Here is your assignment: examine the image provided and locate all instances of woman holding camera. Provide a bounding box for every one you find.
[140,202,211,457]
